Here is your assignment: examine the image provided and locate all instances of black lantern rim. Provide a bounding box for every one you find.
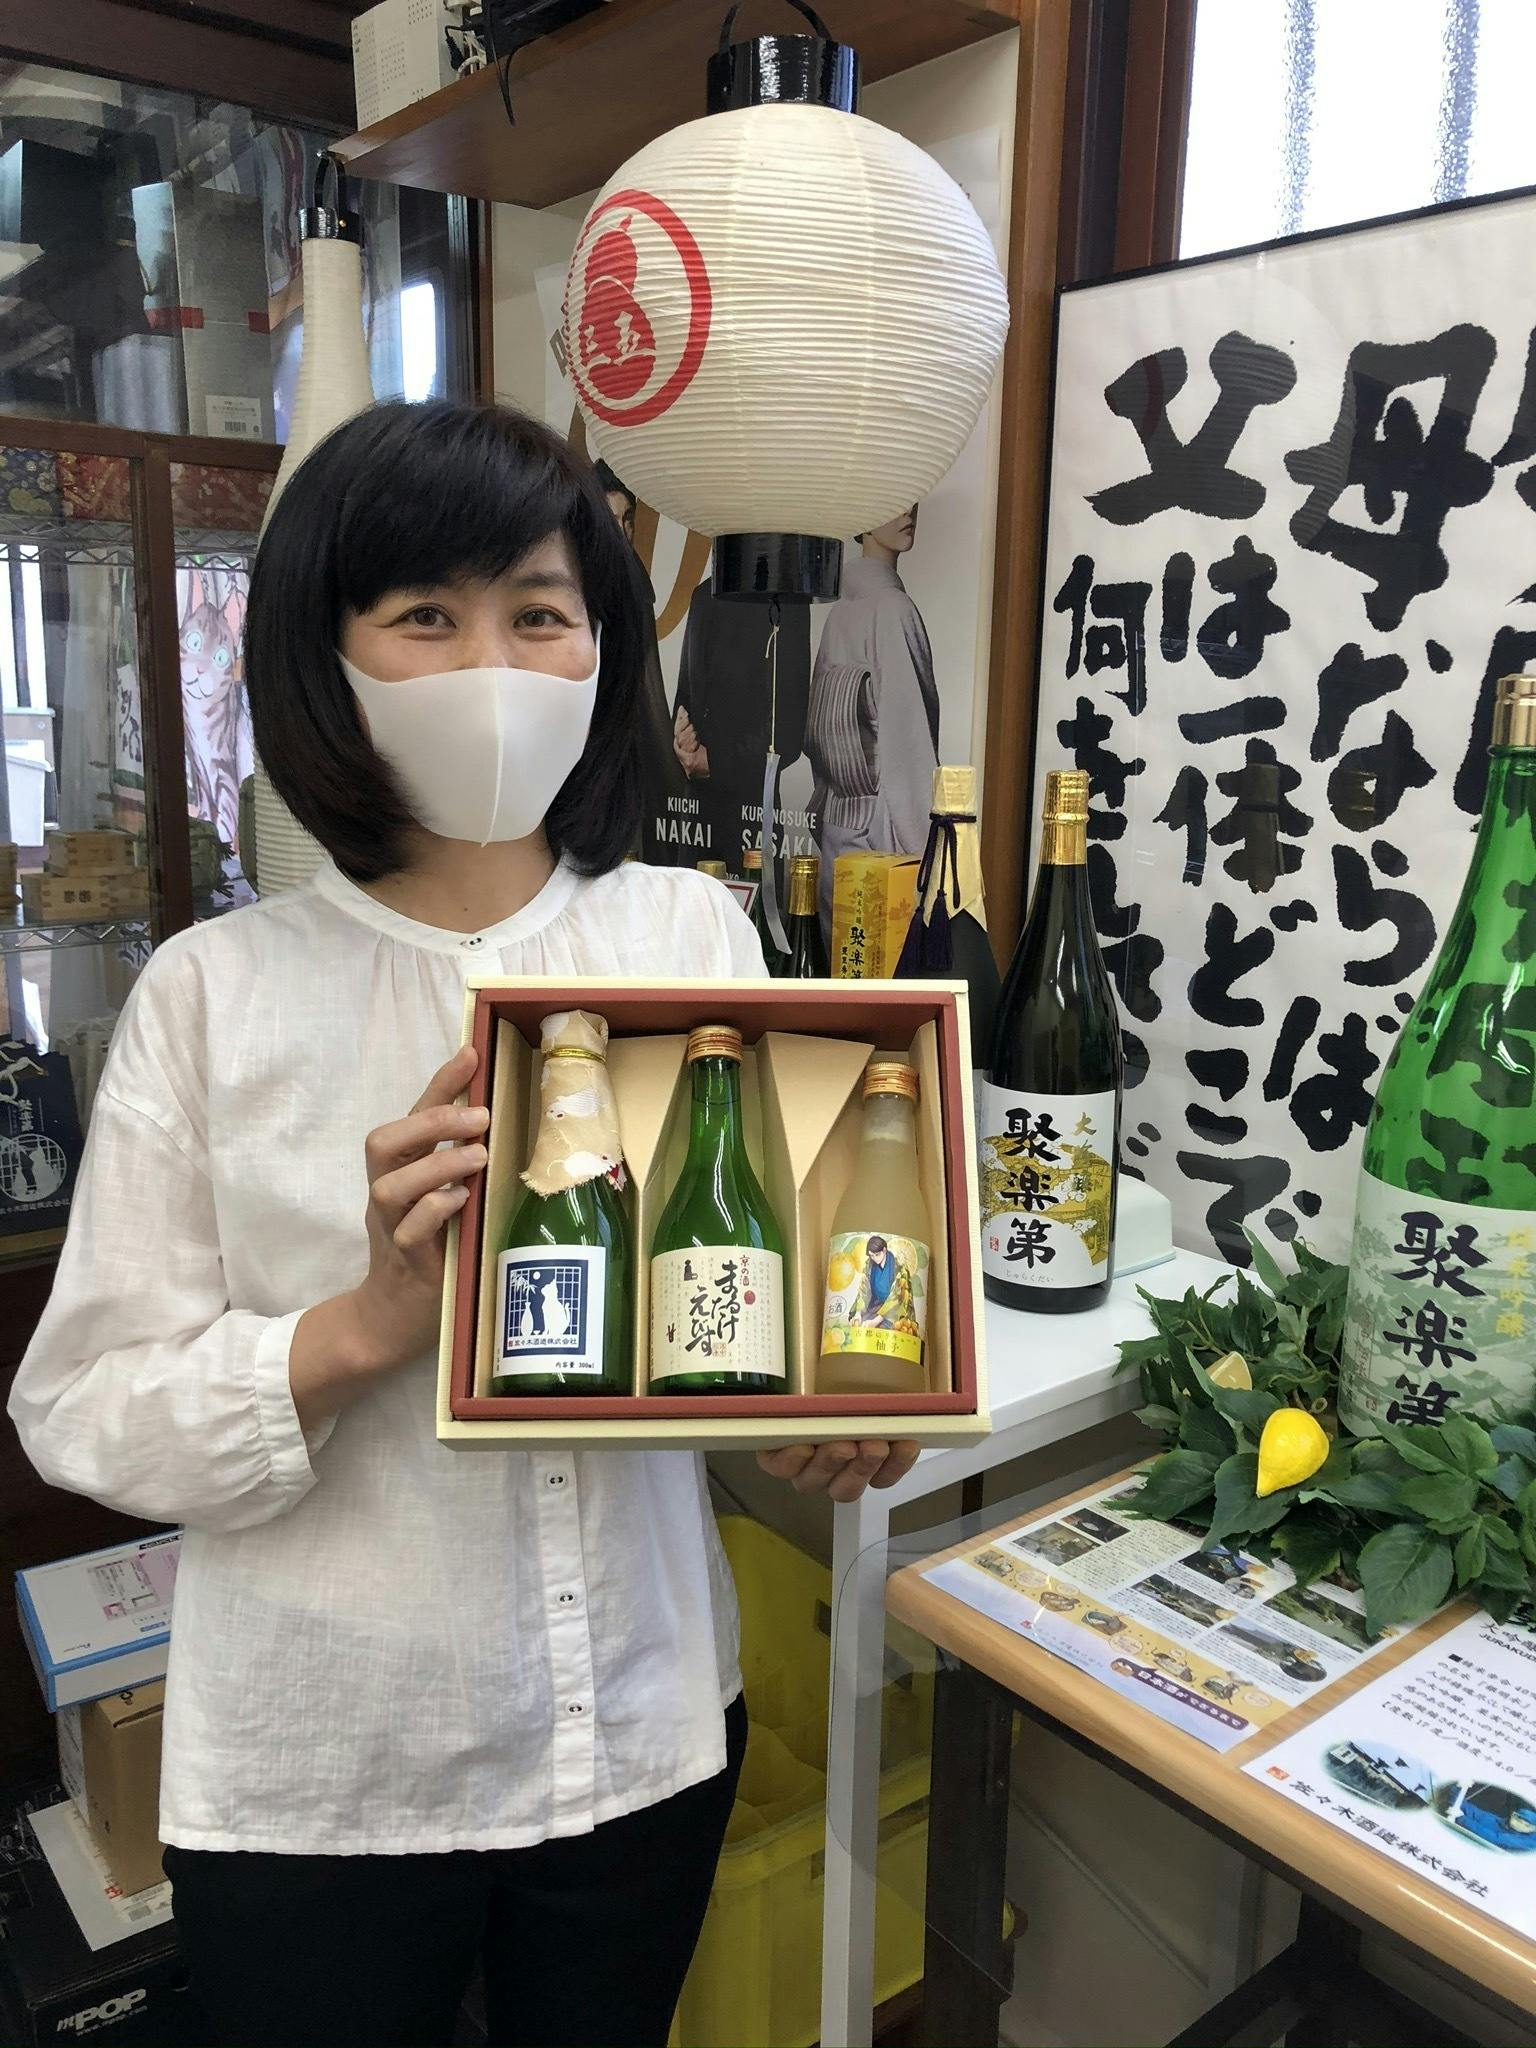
[707,0,859,112]
[712,533,843,603]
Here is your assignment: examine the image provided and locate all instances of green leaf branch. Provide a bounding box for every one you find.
[1116,1234,1536,1637]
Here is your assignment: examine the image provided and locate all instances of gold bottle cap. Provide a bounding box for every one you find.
[931,765,978,817]
[1042,768,1090,824]
[863,1059,918,1102]
[787,851,819,916]
[686,1023,743,1063]
[697,859,728,879]
[743,847,763,873]
[1493,672,1536,748]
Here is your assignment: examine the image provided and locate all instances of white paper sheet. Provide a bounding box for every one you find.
[1247,1606,1536,1937]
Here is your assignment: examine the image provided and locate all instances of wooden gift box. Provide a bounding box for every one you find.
[437,978,990,1450]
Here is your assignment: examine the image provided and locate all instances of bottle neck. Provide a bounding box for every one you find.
[1039,817,1087,868]
[860,1092,917,1153]
[787,867,818,918]
[922,810,988,924]
[1444,747,1536,974]
[688,1056,744,1158]
[1024,850,1093,930]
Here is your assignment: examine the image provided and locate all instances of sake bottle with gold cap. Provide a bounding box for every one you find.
[980,769,1122,1313]
[649,1025,786,1392]
[784,853,829,978]
[492,1011,633,1395]
[895,765,1002,1090]
[818,1060,933,1395]
[1340,672,1536,1433]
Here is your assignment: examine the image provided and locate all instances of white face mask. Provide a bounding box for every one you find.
[340,631,601,847]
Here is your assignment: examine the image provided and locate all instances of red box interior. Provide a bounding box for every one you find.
[450,985,980,1421]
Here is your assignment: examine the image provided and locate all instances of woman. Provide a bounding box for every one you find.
[807,503,940,930]
[8,402,917,2048]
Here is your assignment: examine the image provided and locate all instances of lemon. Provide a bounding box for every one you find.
[1256,1407,1330,1497]
[1207,1351,1252,1390]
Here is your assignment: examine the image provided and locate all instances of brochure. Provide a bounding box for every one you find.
[1247,1604,1536,1937]
[922,1471,1403,1752]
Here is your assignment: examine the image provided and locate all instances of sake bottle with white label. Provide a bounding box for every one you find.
[980,769,1122,1313]
[491,1011,633,1396]
[649,1025,787,1392]
[1339,673,1536,1434]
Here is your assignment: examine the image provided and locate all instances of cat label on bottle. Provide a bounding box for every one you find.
[978,1086,1116,1287]
[821,1232,930,1364]
[495,1245,607,1377]
[1340,1173,1536,1433]
[650,1246,785,1380]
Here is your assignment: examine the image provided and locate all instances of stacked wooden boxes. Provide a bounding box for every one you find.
[20,830,149,923]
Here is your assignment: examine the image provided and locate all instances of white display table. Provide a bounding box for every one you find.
[819,1247,1235,2047]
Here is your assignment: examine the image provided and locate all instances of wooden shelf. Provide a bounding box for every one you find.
[332,0,1022,209]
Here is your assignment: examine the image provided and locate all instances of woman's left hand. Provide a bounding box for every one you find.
[756,1440,920,1504]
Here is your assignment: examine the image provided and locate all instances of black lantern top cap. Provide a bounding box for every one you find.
[707,0,859,113]
[299,150,361,244]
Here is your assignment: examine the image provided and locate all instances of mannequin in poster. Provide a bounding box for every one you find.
[807,503,940,925]
[671,578,811,869]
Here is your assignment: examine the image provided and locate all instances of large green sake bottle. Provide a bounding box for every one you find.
[1339,673,1536,1433]
[648,1025,786,1392]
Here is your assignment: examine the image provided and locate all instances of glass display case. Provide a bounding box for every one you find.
[0,422,277,1267]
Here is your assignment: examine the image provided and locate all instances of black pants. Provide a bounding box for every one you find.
[162,1696,746,2048]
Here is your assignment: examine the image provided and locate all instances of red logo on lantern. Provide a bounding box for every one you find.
[566,189,712,430]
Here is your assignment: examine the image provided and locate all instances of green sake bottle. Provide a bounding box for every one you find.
[648,1025,787,1393]
[1339,672,1536,1433]
[490,1011,633,1396]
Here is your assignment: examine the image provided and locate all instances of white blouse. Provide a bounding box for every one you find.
[8,858,766,1855]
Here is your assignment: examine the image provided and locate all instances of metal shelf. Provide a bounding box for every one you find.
[0,913,152,960]
[0,512,261,570]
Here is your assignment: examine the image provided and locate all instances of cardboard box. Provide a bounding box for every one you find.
[130,183,273,443]
[831,854,920,977]
[16,1534,179,1711]
[0,1833,200,2048]
[64,1688,165,1898]
[439,979,989,1450]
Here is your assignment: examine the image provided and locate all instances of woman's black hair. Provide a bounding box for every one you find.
[247,399,647,882]
[591,458,636,514]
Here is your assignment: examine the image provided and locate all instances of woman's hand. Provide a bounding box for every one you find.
[291,1046,487,1431]
[351,1044,489,1370]
[756,1440,920,1505]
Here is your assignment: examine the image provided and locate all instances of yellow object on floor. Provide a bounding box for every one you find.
[671,1516,932,2048]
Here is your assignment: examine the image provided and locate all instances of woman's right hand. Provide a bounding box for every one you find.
[290,1046,488,1430]
[349,1043,489,1372]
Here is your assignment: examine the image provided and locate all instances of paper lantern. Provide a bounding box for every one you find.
[563,8,1008,600]
[252,154,376,896]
